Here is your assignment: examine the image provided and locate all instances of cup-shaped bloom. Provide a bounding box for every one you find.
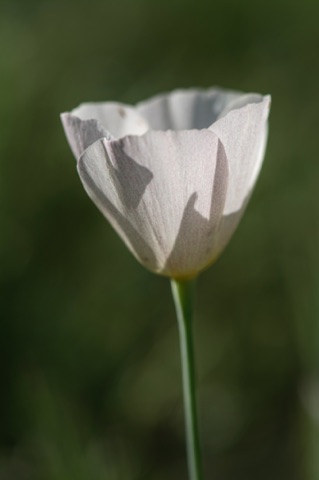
[61,88,270,279]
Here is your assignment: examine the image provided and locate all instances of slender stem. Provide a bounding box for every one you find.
[171,279,203,480]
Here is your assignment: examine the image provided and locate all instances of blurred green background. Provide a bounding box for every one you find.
[1,0,319,478]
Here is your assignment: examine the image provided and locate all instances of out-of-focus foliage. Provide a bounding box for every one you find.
[1,0,319,479]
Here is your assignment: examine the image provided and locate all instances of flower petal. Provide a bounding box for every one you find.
[61,102,150,160]
[136,88,246,130]
[77,138,158,270]
[209,95,271,256]
[73,102,149,138]
[210,95,270,215]
[61,113,112,160]
[78,130,229,278]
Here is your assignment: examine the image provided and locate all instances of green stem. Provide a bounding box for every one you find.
[171,279,203,480]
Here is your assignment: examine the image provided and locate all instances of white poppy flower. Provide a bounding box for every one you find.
[61,88,270,279]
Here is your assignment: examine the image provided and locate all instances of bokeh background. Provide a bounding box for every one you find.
[1,0,319,478]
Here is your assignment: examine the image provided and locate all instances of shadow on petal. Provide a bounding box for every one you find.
[164,140,229,278]
[164,200,252,279]
[105,141,154,209]
[164,192,206,276]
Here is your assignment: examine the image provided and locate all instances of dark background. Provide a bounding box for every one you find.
[1,0,319,478]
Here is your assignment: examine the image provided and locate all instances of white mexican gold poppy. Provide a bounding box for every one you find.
[61,88,270,279]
